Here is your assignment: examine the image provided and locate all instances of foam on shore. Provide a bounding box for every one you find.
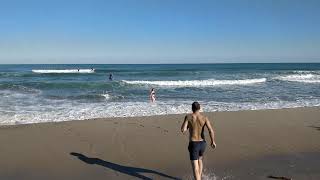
[1,99,320,125]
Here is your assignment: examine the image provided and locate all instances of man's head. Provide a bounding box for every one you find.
[192,102,200,113]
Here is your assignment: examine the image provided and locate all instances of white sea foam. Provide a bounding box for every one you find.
[1,98,320,125]
[292,70,320,74]
[100,93,110,100]
[276,74,320,83]
[32,69,95,73]
[184,169,233,180]
[122,78,267,87]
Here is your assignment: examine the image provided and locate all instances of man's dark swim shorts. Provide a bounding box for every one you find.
[188,141,206,160]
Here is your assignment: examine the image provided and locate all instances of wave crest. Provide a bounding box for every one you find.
[122,78,266,87]
[32,69,95,73]
[276,73,320,83]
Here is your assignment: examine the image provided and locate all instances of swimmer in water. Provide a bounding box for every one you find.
[109,73,113,81]
[150,88,156,102]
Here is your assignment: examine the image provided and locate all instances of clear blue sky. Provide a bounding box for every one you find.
[0,0,319,64]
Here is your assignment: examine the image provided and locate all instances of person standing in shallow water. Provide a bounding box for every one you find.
[181,102,216,180]
[150,88,156,102]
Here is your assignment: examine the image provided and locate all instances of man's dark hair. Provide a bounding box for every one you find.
[192,102,200,112]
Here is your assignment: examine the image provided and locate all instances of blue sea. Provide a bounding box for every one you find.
[1,63,320,125]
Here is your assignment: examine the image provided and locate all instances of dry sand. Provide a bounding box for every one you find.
[0,107,319,180]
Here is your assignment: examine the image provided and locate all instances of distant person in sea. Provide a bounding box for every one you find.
[109,73,113,81]
[181,102,216,180]
[150,88,156,102]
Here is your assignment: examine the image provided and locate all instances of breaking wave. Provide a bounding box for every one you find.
[122,78,267,87]
[276,73,320,83]
[32,69,95,73]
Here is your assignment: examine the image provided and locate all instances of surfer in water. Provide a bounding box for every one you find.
[109,73,113,81]
[181,102,216,180]
[150,88,156,102]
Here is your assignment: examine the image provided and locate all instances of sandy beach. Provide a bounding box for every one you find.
[0,107,319,180]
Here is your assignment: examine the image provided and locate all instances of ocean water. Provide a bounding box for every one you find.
[0,63,320,125]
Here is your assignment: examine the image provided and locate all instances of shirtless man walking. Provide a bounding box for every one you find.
[181,102,216,180]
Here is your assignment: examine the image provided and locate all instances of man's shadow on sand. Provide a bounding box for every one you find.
[70,152,181,180]
[309,126,320,131]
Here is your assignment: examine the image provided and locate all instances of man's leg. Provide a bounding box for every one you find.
[191,160,201,180]
[198,156,203,178]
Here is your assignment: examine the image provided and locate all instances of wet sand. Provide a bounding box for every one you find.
[0,107,319,179]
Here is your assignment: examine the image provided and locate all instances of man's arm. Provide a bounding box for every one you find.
[205,117,216,148]
[181,115,189,133]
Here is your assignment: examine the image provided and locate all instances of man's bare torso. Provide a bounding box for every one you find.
[185,113,207,141]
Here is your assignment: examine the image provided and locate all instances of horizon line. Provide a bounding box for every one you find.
[1,62,320,65]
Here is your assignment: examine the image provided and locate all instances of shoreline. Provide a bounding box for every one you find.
[0,107,319,179]
[1,106,320,127]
